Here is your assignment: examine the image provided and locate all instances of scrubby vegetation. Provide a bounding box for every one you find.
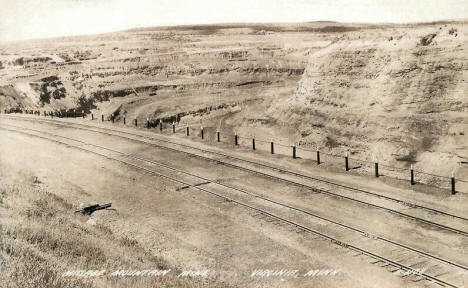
[0,170,227,288]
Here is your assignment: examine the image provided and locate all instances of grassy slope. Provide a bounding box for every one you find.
[0,166,227,288]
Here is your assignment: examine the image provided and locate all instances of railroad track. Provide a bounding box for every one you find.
[3,115,468,236]
[0,124,466,288]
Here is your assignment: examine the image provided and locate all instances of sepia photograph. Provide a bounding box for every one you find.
[0,0,467,287]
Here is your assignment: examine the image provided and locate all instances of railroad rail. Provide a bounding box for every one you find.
[4,114,466,220]
[4,114,466,218]
[2,115,468,236]
[0,124,465,288]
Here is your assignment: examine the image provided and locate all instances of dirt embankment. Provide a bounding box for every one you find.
[0,21,466,176]
[0,165,226,288]
[269,22,467,176]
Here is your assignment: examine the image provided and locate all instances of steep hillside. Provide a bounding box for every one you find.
[0,21,466,177]
[0,23,319,118]
[271,22,467,176]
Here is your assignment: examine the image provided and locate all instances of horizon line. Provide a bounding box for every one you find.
[1,17,467,45]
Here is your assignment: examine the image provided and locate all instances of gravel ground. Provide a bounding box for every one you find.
[1,116,466,287]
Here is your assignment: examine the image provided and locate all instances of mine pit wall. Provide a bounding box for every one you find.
[1,22,466,180]
[271,23,468,178]
[0,85,36,111]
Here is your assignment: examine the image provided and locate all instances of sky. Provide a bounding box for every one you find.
[0,0,467,42]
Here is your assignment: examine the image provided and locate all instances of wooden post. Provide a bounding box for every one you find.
[293,145,296,159]
[123,116,126,125]
[186,126,189,136]
[451,172,456,195]
[101,113,104,122]
[252,137,256,150]
[316,150,320,165]
[135,118,138,127]
[217,130,220,142]
[345,152,349,171]
[112,114,114,123]
[375,162,379,178]
[410,165,415,185]
[147,118,150,129]
[270,140,274,154]
[235,133,238,146]
[91,113,94,120]
[201,127,204,139]
[172,122,175,133]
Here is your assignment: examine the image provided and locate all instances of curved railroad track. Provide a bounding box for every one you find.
[2,115,467,236]
[0,124,466,288]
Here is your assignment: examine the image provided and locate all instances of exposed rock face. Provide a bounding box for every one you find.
[0,85,35,111]
[0,21,466,176]
[12,56,53,66]
[0,22,313,117]
[273,23,467,174]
